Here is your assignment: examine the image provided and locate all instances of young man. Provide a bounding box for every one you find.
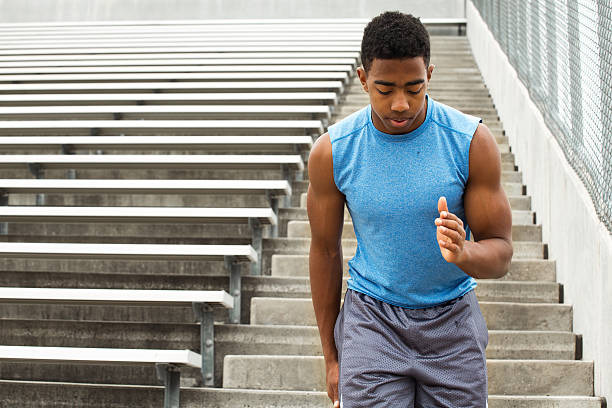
[307,11,513,408]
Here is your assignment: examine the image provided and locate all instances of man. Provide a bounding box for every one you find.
[307,11,513,408]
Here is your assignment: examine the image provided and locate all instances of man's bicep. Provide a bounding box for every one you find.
[307,133,345,250]
[307,184,345,248]
[464,124,512,242]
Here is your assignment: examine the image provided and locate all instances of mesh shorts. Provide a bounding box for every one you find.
[334,289,489,408]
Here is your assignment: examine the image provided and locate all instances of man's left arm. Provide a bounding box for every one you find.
[435,123,514,279]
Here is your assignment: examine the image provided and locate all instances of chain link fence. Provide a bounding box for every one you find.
[472,0,612,233]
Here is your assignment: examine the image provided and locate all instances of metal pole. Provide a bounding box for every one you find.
[193,302,215,386]
[249,218,262,276]
[0,191,7,235]
[27,163,45,206]
[225,255,241,324]
[155,364,181,408]
[267,193,279,237]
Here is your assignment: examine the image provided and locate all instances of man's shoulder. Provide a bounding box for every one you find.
[429,97,481,138]
[328,105,370,144]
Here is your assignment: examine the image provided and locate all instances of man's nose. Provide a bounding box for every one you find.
[390,94,409,112]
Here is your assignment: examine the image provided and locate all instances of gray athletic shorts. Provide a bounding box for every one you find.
[334,289,488,408]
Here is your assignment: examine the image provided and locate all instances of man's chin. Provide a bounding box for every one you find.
[384,119,413,134]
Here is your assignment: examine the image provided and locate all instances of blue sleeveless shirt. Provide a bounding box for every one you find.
[329,95,481,308]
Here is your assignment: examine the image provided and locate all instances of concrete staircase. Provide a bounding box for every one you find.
[0,35,603,407]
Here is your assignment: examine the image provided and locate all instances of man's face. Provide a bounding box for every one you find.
[357,57,434,135]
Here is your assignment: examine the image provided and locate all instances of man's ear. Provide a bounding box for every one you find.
[356,66,368,92]
[427,64,435,81]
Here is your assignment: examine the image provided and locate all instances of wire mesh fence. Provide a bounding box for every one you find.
[472,0,612,233]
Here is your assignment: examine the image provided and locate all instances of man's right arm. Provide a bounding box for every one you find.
[307,132,346,406]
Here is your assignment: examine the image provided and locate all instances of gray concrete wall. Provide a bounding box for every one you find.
[466,0,612,401]
[0,0,465,23]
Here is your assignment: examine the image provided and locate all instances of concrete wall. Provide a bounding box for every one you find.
[0,0,465,23]
[466,0,612,400]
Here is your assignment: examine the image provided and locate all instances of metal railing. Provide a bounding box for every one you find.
[472,0,612,232]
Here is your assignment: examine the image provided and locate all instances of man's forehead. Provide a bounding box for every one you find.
[367,57,428,77]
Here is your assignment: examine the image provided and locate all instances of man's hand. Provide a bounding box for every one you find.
[326,360,340,407]
[435,196,467,264]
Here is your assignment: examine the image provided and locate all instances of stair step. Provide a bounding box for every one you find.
[264,274,560,303]
[346,92,490,102]
[294,169,522,185]
[7,189,274,209]
[3,381,331,408]
[0,381,600,408]
[286,220,542,241]
[0,273,560,323]
[0,290,566,329]
[509,195,531,210]
[336,108,501,126]
[227,326,577,361]
[0,320,576,389]
[264,238,546,259]
[0,256,235,275]
[488,396,603,408]
[339,98,496,107]
[338,100,499,114]
[250,277,561,303]
[0,302,203,324]
[0,360,201,386]
[292,177,522,191]
[271,255,556,281]
[280,207,533,225]
[347,84,489,93]
[299,192,531,209]
[5,223,255,240]
[223,356,593,396]
[250,297,571,331]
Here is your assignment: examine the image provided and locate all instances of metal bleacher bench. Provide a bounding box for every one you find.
[0,18,368,29]
[0,135,314,153]
[0,81,345,94]
[0,64,355,74]
[0,105,332,125]
[0,154,304,178]
[0,286,234,406]
[0,178,291,234]
[0,206,275,275]
[0,43,362,55]
[0,243,253,326]
[0,178,290,197]
[0,50,361,57]
[0,51,360,62]
[0,35,361,45]
[0,346,197,407]
[0,93,339,109]
[0,72,352,85]
[0,119,325,136]
[0,33,363,41]
[0,58,357,69]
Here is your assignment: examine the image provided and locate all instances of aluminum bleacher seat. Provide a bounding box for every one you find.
[0,92,340,108]
[0,71,352,84]
[0,81,346,94]
[0,135,314,153]
[0,106,331,125]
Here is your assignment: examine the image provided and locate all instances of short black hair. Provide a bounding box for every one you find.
[361,11,430,72]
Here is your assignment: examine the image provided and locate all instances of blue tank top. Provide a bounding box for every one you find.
[329,95,481,308]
